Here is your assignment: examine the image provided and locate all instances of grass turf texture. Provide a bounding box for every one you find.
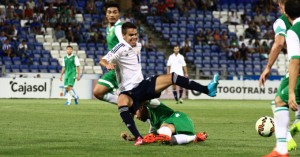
[0,99,300,157]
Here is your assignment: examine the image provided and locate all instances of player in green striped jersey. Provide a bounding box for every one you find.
[264,1,300,156]
[259,0,298,152]
[94,2,123,105]
[59,46,80,105]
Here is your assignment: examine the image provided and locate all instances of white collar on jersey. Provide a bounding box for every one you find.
[110,19,121,27]
[66,53,74,58]
[120,40,141,49]
[293,17,300,25]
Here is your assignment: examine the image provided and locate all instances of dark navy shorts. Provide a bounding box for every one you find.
[120,75,161,114]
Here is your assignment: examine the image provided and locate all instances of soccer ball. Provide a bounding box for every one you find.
[255,116,275,137]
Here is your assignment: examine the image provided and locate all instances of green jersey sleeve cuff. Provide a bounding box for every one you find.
[291,56,300,59]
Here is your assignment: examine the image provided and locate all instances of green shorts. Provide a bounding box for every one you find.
[276,76,300,103]
[164,112,195,135]
[64,76,76,87]
[97,70,118,92]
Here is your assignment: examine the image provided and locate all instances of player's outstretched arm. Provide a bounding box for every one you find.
[259,35,285,87]
[59,67,65,81]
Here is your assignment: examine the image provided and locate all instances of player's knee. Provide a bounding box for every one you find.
[93,89,104,100]
[274,96,286,107]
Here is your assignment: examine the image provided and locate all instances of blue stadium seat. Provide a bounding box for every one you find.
[5,65,11,73]
[201,67,211,76]
[86,50,95,58]
[211,60,219,68]
[244,67,253,75]
[32,58,40,65]
[12,57,21,65]
[227,67,236,76]
[40,58,50,66]
[202,60,211,68]
[11,65,20,73]
[147,59,156,67]
[3,57,12,65]
[39,65,48,73]
[219,60,227,68]
[186,53,194,62]
[20,65,29,73]
[30,65,39,72]
[48,65,58,73]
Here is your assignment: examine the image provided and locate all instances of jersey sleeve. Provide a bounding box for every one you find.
[133,42,142,54]
[74,56,80,66]
[115,25,124,42]
[167,56,171,66]
[61,57,65,67]
[181,55,187,66]
[273,19,287,37]
[105,43,126,63]
[287,30,300,59]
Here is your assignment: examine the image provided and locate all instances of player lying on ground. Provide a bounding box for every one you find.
[121,99,207,145]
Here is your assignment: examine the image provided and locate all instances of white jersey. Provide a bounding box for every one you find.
[103,41,143,92]
[167,53,186,76]
[286,18,300,60]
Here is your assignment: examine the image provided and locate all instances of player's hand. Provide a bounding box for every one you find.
[184,74,188,78]
[77,76,80,81]
[59,76,62,81]
[259,67,271,87]
[120,132,136,141]
[288,93,298,111]
[106,63,115,70]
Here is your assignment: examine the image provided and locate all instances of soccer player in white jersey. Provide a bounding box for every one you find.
[167,45,188,104]
[101,22,219,146]
[263,0,300,156]
[259,0,298,152]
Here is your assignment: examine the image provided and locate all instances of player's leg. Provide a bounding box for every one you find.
[290,77,300,136]
[154,73,219,97]
[172,85,179,103]
[67,78,79,104]
[265,80,291,156]
[179,86,184,103]
[117,94,142,145]
[64,78,72,105]
[93,71,118,104]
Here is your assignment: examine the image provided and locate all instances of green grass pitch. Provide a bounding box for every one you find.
[0,99,300,157]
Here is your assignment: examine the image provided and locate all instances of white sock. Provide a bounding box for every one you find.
[70,89,78,99]
[287,128,292,141]
[67,92,72,102]
[157,126,172,137]
[271,101,275,113]
[274,107,289,155]
[172,134,196,144]
[294,105,300,124]
[103,93,118,104]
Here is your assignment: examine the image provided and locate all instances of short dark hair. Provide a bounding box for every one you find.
[66,45,73,49]
[285,0,300,20]
[105,1,120,12]
[122,22,137,35]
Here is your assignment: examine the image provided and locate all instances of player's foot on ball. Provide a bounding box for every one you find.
[262,150,289,157]
[288,138,297,152]
[143,133,171,143]
[134,136,143,146]
[207,73,219,97]
[290,121,300,137]
[65,101,71,105]
[194,132,208,142]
